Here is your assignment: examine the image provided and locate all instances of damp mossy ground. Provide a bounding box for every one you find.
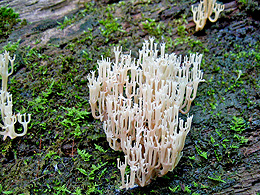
[0,1,259,194]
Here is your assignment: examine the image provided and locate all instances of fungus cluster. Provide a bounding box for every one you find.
[0,51,31,140]
[88,38,204,188]
[192,0,225,31]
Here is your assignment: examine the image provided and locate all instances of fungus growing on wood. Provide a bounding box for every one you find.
[88,38,204,188]
[192,0,225,31]
[0,51,31,140]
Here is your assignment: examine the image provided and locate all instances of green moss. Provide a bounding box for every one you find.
[142,18,165,36]
[99,12,125,42]
[0,6,26,43]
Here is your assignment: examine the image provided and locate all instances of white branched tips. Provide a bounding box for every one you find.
[0,51,31,140]
[87,37,204,189]
[192,0,225,31]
